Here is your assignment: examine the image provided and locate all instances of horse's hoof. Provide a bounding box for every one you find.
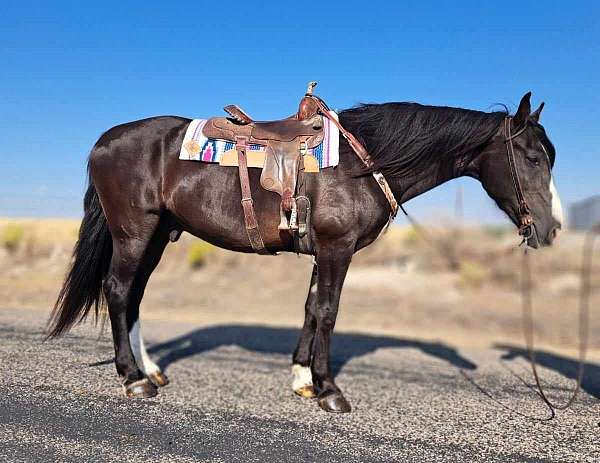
[317,392,352,413]
[148,371,170,388]
[124,378,158,399]
[294,385,316,398]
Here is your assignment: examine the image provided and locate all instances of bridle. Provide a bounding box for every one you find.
[503,116,534,241]
[505,116,592,419]
[391,112,593,420]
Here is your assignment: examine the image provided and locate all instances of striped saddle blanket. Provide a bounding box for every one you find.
[178,114,340,169]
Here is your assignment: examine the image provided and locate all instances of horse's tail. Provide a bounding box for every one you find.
[46,176,113,338]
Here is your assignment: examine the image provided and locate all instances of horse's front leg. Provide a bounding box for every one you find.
[291,264,318,398]
[311,242,353,413]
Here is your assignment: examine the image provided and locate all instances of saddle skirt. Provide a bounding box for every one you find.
[178,114,340,169]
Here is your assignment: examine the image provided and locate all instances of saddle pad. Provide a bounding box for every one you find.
[178,113,340,169]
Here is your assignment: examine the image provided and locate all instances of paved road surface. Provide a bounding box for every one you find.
[1,308,599,462]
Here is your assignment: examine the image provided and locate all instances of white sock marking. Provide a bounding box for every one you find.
[292,364,313,391]
[129,319,160,375]
[549,176,564,227]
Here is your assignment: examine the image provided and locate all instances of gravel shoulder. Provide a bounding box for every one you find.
[1,308,600,462]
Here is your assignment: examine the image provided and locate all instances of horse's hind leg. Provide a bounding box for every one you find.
[103,214,165,398]
[291,264,318,398]
[127,221,171,388]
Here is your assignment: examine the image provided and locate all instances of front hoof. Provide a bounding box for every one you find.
[124,378,158,399]
[148,371,170,388]
[294,385,316,398]
[317,392,352,413]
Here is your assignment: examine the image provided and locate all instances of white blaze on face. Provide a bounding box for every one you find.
[129,319,160,375]
[549,176,564,227]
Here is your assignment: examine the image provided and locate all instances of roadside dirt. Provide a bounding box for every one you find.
[1,218,599,357]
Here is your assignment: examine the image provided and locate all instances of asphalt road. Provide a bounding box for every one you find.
[1,308,599,463]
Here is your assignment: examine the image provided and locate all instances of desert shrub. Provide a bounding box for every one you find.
[490,263,519,288]
[483,225,509,238]
[1,224,25,253]
[187,240,214,268]
[458,260,488,289]
[402,227,419,245]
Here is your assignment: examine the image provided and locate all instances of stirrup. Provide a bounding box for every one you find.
[289,199,298,231]
[277,199,298,231]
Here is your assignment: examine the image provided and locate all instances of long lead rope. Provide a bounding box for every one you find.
[521,231,597,413]
[400,203,597,420]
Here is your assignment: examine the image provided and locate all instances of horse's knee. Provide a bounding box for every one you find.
[316,311,336,331]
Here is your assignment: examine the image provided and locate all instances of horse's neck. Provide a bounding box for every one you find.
[389,153,469,204]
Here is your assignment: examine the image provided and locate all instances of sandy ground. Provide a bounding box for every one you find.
[1,218,598,355]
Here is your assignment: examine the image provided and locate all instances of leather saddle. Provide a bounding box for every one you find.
[196,81,398,255]
[202,82,323,252]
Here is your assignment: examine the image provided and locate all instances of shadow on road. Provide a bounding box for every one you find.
[146,324,477,377]
[495,344,600,399]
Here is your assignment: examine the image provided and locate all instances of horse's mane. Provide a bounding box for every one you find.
[339,103,507,178]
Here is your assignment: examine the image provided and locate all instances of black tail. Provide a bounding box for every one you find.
[47,179,113,338]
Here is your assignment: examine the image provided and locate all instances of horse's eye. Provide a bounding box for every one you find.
[526,155,540,166]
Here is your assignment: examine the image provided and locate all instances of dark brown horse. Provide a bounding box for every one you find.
[47,91,562,413]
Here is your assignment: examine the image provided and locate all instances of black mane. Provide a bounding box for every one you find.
[339,103,507,178]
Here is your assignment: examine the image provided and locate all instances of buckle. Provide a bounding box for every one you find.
[299,141,307,156]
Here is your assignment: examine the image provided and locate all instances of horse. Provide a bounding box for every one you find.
[47,91,563,413]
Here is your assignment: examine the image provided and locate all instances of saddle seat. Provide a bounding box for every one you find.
[201,82,323,233]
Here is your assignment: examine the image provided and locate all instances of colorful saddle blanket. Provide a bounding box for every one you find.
[178,114,340,169]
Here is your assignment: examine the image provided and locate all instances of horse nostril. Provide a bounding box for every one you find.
[552,227,560,240]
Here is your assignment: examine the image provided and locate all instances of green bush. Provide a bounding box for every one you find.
[187,240,214,268]
[1,224,25,253]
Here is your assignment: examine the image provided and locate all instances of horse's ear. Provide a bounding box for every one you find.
[514,92,532,126]
[530,102,545,123]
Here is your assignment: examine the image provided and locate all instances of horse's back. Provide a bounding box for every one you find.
[89,116,191,218]
[92,116,190,154]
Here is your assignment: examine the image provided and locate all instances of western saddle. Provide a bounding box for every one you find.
[201,82,398,254]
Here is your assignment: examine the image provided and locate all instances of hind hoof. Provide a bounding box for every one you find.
[124,378,158,399]
[148,371,170,388]
[294,385,316,398]
[318,392,352,413]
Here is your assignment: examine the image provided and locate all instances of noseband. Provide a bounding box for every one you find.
[503,117,534,240]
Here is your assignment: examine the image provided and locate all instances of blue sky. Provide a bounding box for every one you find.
[1,1,598,223]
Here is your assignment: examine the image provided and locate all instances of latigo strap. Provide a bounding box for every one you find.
[233,90,399,254]
[235,136,270,254]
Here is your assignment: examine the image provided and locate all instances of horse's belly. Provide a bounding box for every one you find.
[165,163,291,253]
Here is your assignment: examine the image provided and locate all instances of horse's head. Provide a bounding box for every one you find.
[475,92,563,248]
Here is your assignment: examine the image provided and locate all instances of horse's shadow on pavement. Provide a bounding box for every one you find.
[90,325,600,398]
[495,344,600,399]
[146,324,478,378]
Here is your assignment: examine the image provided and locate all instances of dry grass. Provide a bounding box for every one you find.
[1,217,598,354]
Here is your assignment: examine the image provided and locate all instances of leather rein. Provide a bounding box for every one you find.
[503,116,535,241]
[396,115,594,419]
